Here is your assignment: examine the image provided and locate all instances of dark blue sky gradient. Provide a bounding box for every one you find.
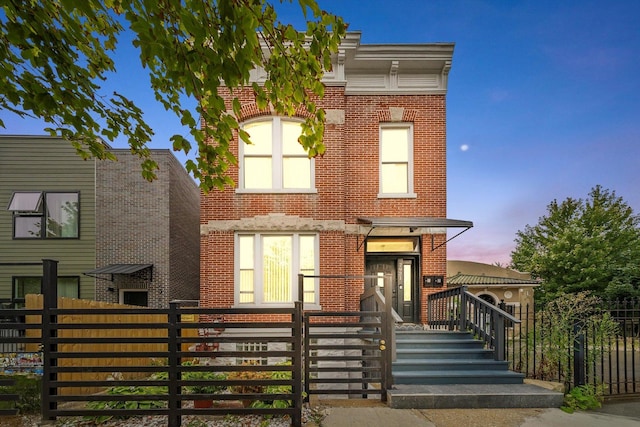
[2,1,639,265]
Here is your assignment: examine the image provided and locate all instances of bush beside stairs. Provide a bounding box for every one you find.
[387,330,564,409]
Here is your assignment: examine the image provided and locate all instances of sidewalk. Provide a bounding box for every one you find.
[318,399,640,427]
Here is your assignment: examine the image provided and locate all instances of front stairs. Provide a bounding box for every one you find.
[387,329,564,409]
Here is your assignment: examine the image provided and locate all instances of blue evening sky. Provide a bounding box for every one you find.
[2,0,639,266]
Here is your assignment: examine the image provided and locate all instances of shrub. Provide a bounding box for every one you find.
[181,360,227,394]
[561,384,604,413]
[0,374,41,414]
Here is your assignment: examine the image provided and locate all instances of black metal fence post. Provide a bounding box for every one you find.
[493,310,505,361]
[293,300,303,427]
[459,286,468,330]
[167,302,180,427]
[574,322,586,387]
[41,259,58,423]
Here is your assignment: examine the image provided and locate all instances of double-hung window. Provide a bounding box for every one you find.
[237,233,318,305]
[240,118,313,192]
[379,124,415,197]
[7,191,79,239]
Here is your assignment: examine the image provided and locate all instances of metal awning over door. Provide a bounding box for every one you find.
[83,264,153,282]
[357,216,473,251]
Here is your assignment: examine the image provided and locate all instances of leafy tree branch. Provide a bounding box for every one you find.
[0,0,346,192]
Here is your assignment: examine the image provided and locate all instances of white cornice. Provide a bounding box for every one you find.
[251,32,455,95]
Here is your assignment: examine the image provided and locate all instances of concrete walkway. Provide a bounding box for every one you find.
[319,399,640,427]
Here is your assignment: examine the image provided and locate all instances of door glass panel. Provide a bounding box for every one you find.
[403,263,412,302]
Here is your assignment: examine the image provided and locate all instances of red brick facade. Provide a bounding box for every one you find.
[200,35,456,324]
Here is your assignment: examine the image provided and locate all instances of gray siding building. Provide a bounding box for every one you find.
[0,135,199,308]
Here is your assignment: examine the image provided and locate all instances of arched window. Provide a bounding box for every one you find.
[239,118,314,192]
[478,294,496,305]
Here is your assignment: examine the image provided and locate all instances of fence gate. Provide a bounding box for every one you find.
[303,310,388,401]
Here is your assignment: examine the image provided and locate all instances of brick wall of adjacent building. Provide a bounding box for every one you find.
[168,154,200,302]
[200,84,448,321]
[96,150,199,307]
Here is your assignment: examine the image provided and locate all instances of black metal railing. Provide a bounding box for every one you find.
[427,285,521,361]
[504,300,640,395]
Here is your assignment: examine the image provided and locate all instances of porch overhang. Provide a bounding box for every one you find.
[357,217,473,251]
[83,264,153,282]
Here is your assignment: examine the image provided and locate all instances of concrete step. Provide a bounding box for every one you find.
[396,330,473,341]
[387,383,564,409]
[393,358,510,372]
[396,348,495,359]
[393,369,525,385]
[395,338,485,350]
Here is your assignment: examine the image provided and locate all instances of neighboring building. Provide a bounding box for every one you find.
[200,32,472,324]
[0,135,199,308]
[446,260,539,314]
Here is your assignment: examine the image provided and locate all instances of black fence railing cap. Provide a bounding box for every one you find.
[464,290,521,324]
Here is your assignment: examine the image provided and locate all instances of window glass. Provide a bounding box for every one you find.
[381,164,408,193]
[380,128,409,162]
[282,122,305,155]
[45,193,79,238]
[238,236,255,303]
[13,277,41,300]
[366,238,418,253]
[240,118,310,191]
[122,291,148,306]
[13,276,79,305]
[263,235,292,303]
[282,157,311,189]
[7,192,43,211]
[299,235,316,303]
[243,122,272,155]
[237,233,317,305]
[10,191,79,239]
[380,126,412,195]
[14,215,42,238]
[244,157,273,189]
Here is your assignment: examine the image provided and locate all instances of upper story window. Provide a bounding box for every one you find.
[7,191,79,239]
[239,117,314,192]
[379,124,416,198]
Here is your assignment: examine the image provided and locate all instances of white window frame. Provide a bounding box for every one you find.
[237,117,316,193]
[378,124,416,198]
[234,232,320,308]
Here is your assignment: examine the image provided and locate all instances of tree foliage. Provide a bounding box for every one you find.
[511,185,640,302]
[0,0,346,192]
[534,291,619,382]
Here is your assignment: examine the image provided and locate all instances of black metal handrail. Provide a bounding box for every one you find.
[427,285,521,360]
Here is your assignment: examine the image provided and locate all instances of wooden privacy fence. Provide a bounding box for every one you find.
[25,294,197,396]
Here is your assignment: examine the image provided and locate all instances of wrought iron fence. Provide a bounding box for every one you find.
[505,299,640,396]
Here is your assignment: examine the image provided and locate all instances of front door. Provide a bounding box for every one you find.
[365,256,417,323]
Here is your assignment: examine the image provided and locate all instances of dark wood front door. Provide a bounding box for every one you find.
[365,256,417,323]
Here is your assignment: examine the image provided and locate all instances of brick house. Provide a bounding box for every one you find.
[0,136,199,308]
[200,32,472,324]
